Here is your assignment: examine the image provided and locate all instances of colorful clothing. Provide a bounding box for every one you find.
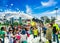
[33,29,38,35]
[8,33,13,43]
[16,34,21,40]
[0,30,5,39]
[53,23,59,31]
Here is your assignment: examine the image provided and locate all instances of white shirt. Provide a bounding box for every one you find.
[20,34,27,41]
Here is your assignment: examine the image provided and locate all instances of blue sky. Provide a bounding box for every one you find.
[0,0,60,18]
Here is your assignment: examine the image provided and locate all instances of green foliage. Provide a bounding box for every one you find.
[41,16,44,21]
[51,17,56,23]
[45,18,50,23]
[13,22,18,26]
[41,16,50,24]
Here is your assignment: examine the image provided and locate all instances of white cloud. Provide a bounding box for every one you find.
[11,3,14,6]
[32,8,60,19]
[26,5,32,14]
[41,0,57,7]
[34,0,57,9]
[34,6,43,9]
[0,10,33,20]
[56,15,60,20]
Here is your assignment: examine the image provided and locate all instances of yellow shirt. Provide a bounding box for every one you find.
[33,29,38,35]
[53,23,59,31]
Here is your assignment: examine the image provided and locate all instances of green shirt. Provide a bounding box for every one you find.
[0,30,5,39]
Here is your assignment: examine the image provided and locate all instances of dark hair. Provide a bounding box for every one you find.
[1,27,4,31]
[53,26,56,29]
[34,26,37,29]
[9,28,13,31]
[21,29,26,35]
[30,26,34,29]
[50,23,53,27]
[16,29,18,31]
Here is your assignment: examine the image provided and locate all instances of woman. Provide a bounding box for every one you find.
[15,29,21,43]
[46,23,52,43]
[8,28,14,43]
[0,27,5,43]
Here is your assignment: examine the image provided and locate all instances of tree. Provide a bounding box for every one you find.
[13,22,18,26]
[44,16,50,23]
[51,17,56,22]
[6,20,10,25]
[40,16,50,24]
[41,16,44,21]
[45,18,50,23]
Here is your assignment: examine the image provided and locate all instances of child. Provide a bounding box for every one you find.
[33,26,38,38]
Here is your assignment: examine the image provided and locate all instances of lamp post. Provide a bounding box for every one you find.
[4,15,6,25]
[39,23,42,42]
[55,7,58,19]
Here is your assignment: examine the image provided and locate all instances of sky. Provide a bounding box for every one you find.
[0,0,60,19]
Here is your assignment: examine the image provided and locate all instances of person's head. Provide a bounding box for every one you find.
[33,26,37,30]
[9,28,13,33]
[1,27,4,31]
[14,26,17,30]
[4,26,6,31]
[16,29,19,34]
[21,29,26,35]
[50,23,53,27]
[47,23,51,28]
[18,25,21,29]
[30,26,34,30]
[40,23,44,27]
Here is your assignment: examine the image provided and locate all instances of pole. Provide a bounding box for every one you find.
[40,27,41,41]
[55,7,58,19]
[56,9,57,19]
[39,23,42,42]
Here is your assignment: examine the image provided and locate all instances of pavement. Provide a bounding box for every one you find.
[27,33,57,43]
[4,33,58,43]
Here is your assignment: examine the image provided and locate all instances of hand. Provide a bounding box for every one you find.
[56,32,58,35]
[42,31,43,33]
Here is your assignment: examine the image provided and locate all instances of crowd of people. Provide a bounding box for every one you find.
[0,23,40,43]
[0,21,60,43]
[42,21,60,43]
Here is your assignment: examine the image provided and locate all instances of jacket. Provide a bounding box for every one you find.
[46,27,52,40]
